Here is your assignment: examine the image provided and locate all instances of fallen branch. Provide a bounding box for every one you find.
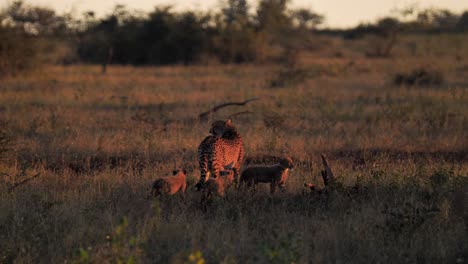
[7,172,41,193]
[227,111,254,119]
[198,98,260,121]
[320,154,335,186]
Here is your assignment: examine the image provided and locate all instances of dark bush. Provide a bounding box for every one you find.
[457,11,468,31]
[0,1,70,77]
[269,67,310,88]
[393,68,444,86]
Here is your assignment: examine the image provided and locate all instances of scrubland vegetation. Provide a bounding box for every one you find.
[0,0,467,263]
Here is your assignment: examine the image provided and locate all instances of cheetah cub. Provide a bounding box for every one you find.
[202,170,235,199]
[151,169,187,197]
[239,157,294,194]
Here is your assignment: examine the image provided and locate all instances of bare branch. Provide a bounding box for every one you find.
[227,111,254,119]
[198,98,260,121]
[7,172,41,193]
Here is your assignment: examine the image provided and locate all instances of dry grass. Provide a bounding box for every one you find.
[0,34,467,263]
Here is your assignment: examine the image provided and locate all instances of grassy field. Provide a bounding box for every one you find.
[0,35,467,263]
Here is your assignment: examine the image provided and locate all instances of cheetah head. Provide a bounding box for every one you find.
[279,157,294,170]
[209,119,233,137]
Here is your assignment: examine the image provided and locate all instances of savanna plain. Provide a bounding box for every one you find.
[0,35,467,263]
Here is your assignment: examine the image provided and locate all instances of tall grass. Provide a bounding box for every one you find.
[0,36,467,262]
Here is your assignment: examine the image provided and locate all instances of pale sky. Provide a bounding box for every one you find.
[2,0,467,28]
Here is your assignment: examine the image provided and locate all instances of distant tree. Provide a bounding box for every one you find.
[139,6,174,64]
[0,26,38,77]
[1,0,68,36]
[416,8,459,30]
[213,0,258,63]
[380,18,399,34]
[291,8,323,29]
[347,17,402,58]
[78,8,118,72]
[290,8,324,59]
[78,5,144,71]
[167,11,211,64]
[256,0,292,34]
[368,17,400,57]
[254,0,296,61]
[222,0,249,26]
[0,1,65,76]
[456,11,468,31]
[77,5,213,66]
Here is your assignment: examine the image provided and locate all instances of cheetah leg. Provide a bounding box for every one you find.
[237,177,246,190]
[209,157,222,179]
[181,183,187,200]
[270,183,277,194]
[278,184,286,193]
[200,192,208,212]
[252,181,258,192]
[151,188,161,197]
[207,147,221,179]
[196,150,209,190]
[213,166,221,179]
[198,163,208,183]
[235,146,245,185]
[232,167,240,187]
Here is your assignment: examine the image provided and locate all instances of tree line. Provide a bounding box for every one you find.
[1,0,467,76]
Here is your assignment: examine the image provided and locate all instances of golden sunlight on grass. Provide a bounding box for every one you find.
[0,49,467,262]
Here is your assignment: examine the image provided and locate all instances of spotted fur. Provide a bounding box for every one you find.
[196,119,244,190]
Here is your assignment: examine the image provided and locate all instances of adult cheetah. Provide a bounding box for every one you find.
[195,119,244,190]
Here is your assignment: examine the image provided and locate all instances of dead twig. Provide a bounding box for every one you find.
[7,172,41,193]
[320,154,335,186]
[198,98,260,121]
